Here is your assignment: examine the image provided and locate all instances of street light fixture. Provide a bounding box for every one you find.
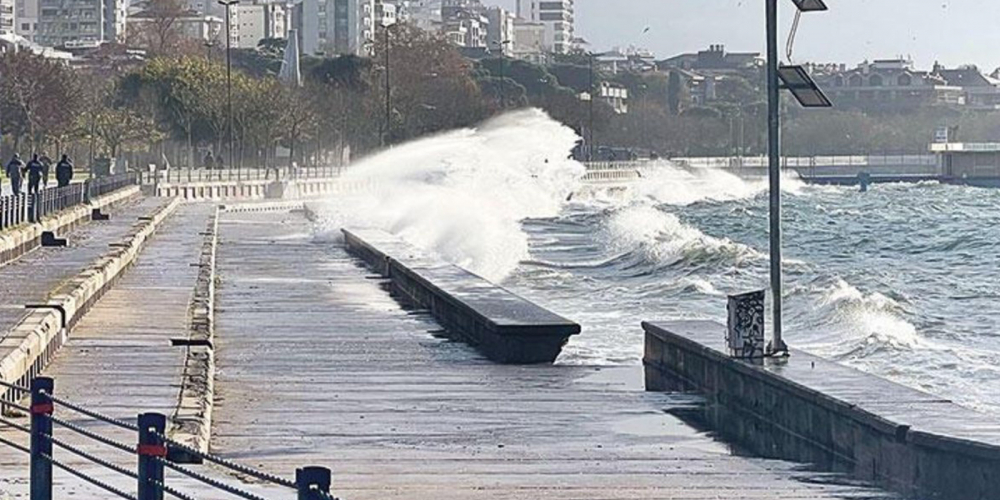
[218,0,238,170]
[381,18,396,147]
[764,0,829,355]
[790,0,828,12]
[778,65,832,108]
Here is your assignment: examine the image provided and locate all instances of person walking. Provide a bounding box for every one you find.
[6,154,24,196]
[39,151,53,188]
[25,154,44,195]
[203,151,215,170]
[56,155,74,188]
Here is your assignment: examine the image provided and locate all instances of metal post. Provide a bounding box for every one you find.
[498,50,505,108]
[223,1,235,172]
[588,53,595,162]
[383,26,391,147]
[296,466,332,500]
[30,377,54,500]
[137,413,167,500]
[766,0,787,354]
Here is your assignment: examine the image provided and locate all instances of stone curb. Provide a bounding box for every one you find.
[0,196,181,394]
[168,206,219,456]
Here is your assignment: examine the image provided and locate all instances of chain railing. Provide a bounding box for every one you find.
[1,173,139,232]
[0,376,336,500]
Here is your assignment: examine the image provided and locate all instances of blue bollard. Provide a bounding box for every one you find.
[30,377,54,500]
[296,466,332,500]
[137,413,167,500]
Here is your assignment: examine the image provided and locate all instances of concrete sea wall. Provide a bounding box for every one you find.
[643,320,1000,500]
[341,227,580,364]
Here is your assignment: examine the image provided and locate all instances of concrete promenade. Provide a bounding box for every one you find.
[0,204,287,499]
[0,197,163,338]
[209,209,893,500]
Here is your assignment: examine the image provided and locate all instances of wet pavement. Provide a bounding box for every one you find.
[0,204,276,499]
[0,197,168,341]
[210,210,898,500]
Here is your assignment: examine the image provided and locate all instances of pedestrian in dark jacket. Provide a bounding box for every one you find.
[56,155,74,188]
[6,154,24,196]
[26,154,44,195]
[39,151,53,188]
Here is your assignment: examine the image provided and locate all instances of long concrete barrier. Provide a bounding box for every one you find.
[341,228,580,364]
[0,198,180,393]
[0,186,140,267]
[643,320,1000,500]
[169,207,219,459]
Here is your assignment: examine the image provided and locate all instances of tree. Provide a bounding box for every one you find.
[0,52,84,156]
[127,0,196,55]
[91,107,162,161]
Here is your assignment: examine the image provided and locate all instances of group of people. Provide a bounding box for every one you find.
[3,153,75,196]
[202,151,225,169]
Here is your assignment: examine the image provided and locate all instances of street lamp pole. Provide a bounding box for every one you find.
[765,0,786,354]
[588,52,595,162]
[383,25,391,147]
[218,0,238,171]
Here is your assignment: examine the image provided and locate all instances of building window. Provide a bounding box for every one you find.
[870,74,883,86]
[833,76,844,87]
[848,74,863,87]
[898,74,912,86]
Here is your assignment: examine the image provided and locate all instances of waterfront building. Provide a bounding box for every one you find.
[514,0,573,54]
[813,59,965,110]
[659,44,762,76]
[300,0,374,56]
[935,65,1000,110]
[35,0,127,47]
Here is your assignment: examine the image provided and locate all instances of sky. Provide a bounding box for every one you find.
[491,0,1000,72]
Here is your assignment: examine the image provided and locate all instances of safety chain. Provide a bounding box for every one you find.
[157,432,297,489]
[47,413,137,454]
[44,432,139,480]
[157,457,271,500]
[0,415,31,434]
[0,399,31,415]
[149,478,200,500]
[42,452,139,500]
[0,433,30,454]
[0,378,29,392]
[47,393,139,431]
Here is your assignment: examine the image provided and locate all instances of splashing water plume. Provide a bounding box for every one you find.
[316,109,584,282]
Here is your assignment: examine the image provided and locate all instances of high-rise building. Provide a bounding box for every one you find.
[0,0,13,37]
[515,0,573,54]
[484,6,513,52]
[35,0,127,47]
[237,1,288,48]
[440,0,486,48]
[13,0,36,41]
[300,0,374,56]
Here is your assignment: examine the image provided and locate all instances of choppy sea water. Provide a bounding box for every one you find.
[317,109,1000,416]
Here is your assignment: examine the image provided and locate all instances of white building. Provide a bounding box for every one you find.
[515,0,573,54]
[236,2,287,48]
[374,0,396,26]
[13,0,36,42]
[404,0,441,32]
[35,0,127,47]
[484,6,512,52]
[301,0,374,56]
[511,18,543,62]
[0,0,13,37]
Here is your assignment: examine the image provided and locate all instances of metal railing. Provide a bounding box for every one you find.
[141,166,341,186]
[1,376,336,500]
[1,173,139,232]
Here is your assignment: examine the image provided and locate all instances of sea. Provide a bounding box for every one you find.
[315,108,1000,415]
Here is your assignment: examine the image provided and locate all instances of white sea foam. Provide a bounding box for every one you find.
[603,204,762,268]
[314,109,584,282]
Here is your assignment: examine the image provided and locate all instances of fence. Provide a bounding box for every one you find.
[1,173,139,232]
[140,166,341,186]
[1,377,335,500]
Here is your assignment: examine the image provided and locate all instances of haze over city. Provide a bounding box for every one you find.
[494,0,1000,69]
